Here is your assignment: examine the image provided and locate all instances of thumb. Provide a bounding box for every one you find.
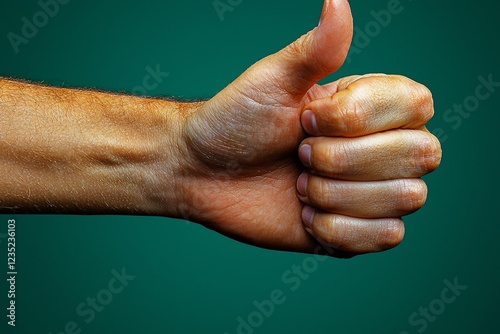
[183,0,354,167]
[270,0,353,96]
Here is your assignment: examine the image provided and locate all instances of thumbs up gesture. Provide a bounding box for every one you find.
[179,0,441,257]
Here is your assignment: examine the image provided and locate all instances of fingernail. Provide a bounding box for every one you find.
[302,110,319,135]
[299,144,312,168]
[302,205,315,228]
[297,173,308,196]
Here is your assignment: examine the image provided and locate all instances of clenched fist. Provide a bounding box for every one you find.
[297,74,440,257]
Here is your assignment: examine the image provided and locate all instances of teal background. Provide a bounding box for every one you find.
[1,0,499,333]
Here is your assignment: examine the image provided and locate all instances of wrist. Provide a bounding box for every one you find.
[149,99,204,219]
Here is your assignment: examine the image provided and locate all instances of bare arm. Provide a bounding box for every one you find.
[0,78,193,216]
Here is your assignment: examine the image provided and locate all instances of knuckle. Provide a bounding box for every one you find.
[424,135,443,173]
[344,99,368,135]
[411,84,434,123]
[314,215,342,247]
[378,219,405,250]
[347,100,369,135]
[309,142,327,171]
[413,133,443,174]
[396,179,428,212]
[395,76,435,124]
[311,140,352,177]
[309,178,336,210]
[329,141,353,176]
[332,90,368,135]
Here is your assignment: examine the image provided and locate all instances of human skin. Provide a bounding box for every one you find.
[0,0,441,258]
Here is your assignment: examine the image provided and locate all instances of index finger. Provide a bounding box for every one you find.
[301,75,434,137]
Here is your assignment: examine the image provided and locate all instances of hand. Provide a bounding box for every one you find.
[175,0,441,257]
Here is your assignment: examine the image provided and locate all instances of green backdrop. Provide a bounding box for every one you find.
[1,0,499,333]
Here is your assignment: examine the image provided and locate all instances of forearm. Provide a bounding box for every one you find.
[0,78,194,216]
